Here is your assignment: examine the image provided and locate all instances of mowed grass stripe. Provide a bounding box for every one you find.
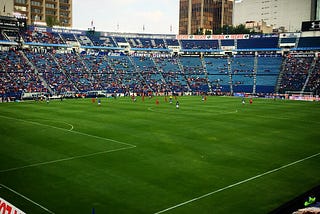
[154,152,320,214]
[0,97,319,213]
[0,114,136,172]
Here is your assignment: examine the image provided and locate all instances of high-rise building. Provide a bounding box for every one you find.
[313,0,320,20]
[0,1,14,17]
[233,0,316,32]
[179,0,233,35]
[12,0,72,27]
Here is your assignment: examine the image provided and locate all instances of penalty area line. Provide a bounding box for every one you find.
[154,152,320,214]
[0,114,137,173]
[0,114,136,148]
[0,183,55,214]
[0,146,135,173]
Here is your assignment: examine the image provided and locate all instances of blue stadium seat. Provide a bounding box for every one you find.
[237,37,279,50]
[298,37,320,48]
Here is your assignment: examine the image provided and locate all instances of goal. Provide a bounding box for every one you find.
[285,91,315,101]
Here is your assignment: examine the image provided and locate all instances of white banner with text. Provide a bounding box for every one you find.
[0,197,26,214]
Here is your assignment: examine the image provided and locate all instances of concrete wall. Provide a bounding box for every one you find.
[0,0,14,17]
[234,0,313,32]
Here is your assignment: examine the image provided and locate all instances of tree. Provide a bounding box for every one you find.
[234,24,250,34]
[214,24,251,35]
[205,29,212,35]
[195,28,204,35]
[46,16,60,27]
[195,28,213,35]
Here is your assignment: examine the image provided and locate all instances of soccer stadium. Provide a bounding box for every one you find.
[0,1,320,214]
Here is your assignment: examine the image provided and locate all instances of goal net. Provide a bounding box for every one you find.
[285,91,317,101]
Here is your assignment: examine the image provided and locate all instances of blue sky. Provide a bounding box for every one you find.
[72,0,179,34]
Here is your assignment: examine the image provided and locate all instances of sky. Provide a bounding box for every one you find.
[72,0,180,34]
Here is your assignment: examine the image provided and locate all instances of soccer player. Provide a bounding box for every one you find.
[169,95,173,104]
[46,95,49,104]
[202,94,207,102]
[131,94,136,102]
[98,99,101,106]
[176,101,179,109]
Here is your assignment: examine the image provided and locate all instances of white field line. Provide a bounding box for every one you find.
[34,119,74,131]
[65,122,74,131]
[0,114,136,148]
[51,120,74,131]
[0,146,134,173]
[29,119,74,131]
[0,115,136,173]
[154,152,320,214]
[0,183,55,214]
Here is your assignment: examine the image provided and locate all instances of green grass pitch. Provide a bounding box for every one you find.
[0,96,319,214]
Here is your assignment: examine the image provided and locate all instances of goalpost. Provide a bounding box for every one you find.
[285,91,317,101]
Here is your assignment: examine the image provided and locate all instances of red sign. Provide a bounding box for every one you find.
[176,34,249,40]
[0,198,25,214]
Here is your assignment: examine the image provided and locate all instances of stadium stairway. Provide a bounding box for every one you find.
[200,56,213,93]
[49,52,80,92]
[151,57,168,86]
[275,57,288,93]
[21,50,55,95]
[128,55,153,93]
[301,58,318,94]
[177,57,192,92]
[253,55,258,94]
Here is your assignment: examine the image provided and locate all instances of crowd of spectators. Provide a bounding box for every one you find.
[25,50,76,94]
[54,52,93,92]
[0,33,7,41]
[279,55,313,94]
[305,58,320,94]
[0,49,46,100]
[181,40,219,50]
[180,57,209,92]
[128,38,166,49]
[1,46,319,99]
[23,31,64,44]
[2,28,320,100]
[154,57,188,93]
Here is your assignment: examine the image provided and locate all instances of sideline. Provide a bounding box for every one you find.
[0,183,55,214]
[154,152,320,214]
